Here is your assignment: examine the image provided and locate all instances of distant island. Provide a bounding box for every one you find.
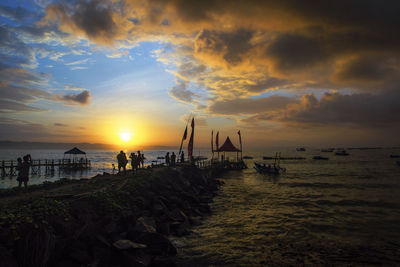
[0,141,178,151]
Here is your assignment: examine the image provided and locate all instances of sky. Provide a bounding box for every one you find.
[0,0,400,149]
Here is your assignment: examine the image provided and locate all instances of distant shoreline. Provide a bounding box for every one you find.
[0,141,179,151]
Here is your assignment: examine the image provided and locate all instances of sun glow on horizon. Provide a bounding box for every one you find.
[120,132,132,142]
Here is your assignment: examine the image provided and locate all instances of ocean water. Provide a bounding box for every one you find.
[1,147,400,265]
[174,147,400,266]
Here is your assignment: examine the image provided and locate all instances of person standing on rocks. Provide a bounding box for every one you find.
[117,151,127,173]
[17,155,31,189]
[129,152,138,172]
[165,152,170,166]
[171,152,176,166]
[140,151,145,168]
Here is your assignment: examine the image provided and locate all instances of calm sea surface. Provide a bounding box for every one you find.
[1,147,400,265]
[174,148,400,266]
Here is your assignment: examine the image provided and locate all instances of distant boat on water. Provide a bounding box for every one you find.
[263,156,305,160]
[321,148,334,152]
[313,156,329,160]
[296,147,306,152]
[335,150,349,156]
[243,156,253,159]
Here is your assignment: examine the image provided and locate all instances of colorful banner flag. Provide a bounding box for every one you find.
[178,125,188,156]
[188,118,194,159]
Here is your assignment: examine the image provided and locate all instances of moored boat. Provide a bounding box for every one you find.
[313,156,329,160]
[335,150,349,156]
[243,156,253,159]
[296,147,306,151]
[254,162,284,175]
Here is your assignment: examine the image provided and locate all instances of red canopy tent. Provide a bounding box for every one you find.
[215,136,242,161]
[217,137,241,152]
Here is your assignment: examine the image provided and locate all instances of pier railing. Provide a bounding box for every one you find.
[1,159,91,177]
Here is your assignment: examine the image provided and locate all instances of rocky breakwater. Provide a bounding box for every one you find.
[0,165,224,267]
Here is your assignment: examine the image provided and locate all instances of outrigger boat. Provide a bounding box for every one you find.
[254,152,286,174]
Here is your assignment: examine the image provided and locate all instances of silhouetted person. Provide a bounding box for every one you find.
[139,151,145,168]
[165,152,170,166]
[180,151,184,163]
[16,157,23,186]
[171,152,176,166]
[18,155,30,189]
[130,152,138,172]
[117,151,127,173]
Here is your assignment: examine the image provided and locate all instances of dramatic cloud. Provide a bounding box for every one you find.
[2,0,400,144]
[239,91,400,127]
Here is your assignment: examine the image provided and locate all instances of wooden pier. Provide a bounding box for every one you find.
[1,159,91,177]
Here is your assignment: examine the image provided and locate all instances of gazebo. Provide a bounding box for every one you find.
[63,147,86,163]
[216,136,242,161]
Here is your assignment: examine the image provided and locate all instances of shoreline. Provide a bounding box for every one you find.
[0,165,225,266]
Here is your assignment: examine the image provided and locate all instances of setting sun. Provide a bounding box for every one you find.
[120,132,132,142]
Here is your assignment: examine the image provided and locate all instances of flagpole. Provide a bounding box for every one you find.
[211,130,214,161]
[178,114,191,159]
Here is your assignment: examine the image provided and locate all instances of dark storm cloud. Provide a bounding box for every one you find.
[59,90,91,105]
[266,33,328,72]
[195,29,254,66]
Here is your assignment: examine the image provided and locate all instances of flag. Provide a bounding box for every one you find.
[188,118,194,158]
[178,125,188,156]
[211,130,214,152]
[216,131,219,150]
[183,126,188,140]
[238,130,242,151]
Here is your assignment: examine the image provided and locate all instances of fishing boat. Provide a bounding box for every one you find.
[335,150,349,156]
[296,147,306,151]
[313,156,329,160]
[243,156,254,159]
[254,162,284,175]
[255,153,285,174]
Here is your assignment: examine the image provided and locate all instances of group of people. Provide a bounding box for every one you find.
[16,154,32,189]
[165,151,185,166]
[116,150,145,173]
